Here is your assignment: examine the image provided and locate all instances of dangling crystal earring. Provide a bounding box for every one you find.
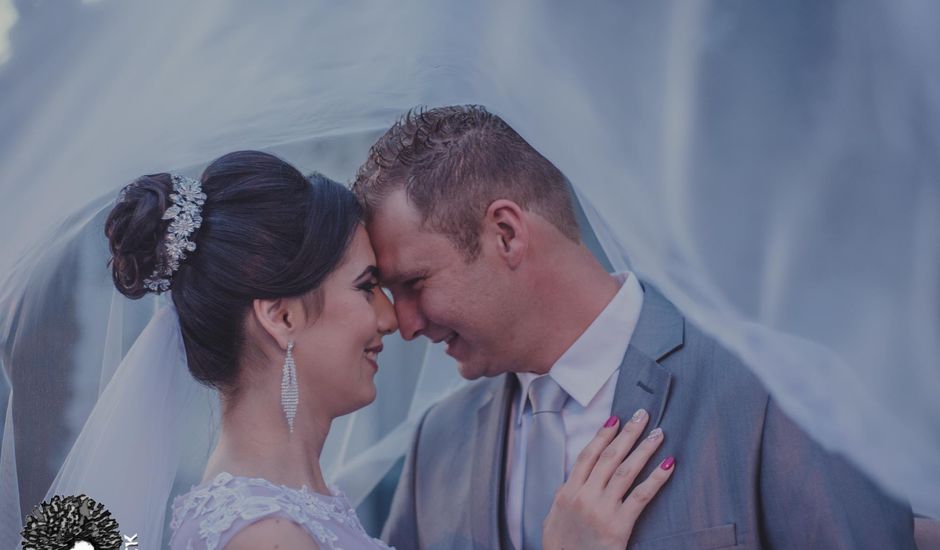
[281,341,298,434]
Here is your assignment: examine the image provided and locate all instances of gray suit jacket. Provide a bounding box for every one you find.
[382,284,915,549]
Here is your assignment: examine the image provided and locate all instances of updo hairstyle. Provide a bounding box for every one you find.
[104,150,363,394]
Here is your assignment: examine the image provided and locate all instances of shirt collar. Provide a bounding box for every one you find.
[515,272,644,423]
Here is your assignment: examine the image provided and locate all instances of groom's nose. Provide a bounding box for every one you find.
[394,297,427,341]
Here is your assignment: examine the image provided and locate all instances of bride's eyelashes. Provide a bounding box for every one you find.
[357,280,379,300]
[353,266,381,300]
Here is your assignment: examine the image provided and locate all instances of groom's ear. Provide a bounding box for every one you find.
[485,199,528,270]
[251,297,299,351]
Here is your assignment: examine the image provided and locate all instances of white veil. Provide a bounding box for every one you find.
[40,303,216,548]
[1,0,938,546]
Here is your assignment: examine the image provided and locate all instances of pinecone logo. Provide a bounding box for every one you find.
[20,494,123,550]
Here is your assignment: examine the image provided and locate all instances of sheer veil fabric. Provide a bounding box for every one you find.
[1,1,938,546]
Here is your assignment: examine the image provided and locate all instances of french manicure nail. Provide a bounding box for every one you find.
[646,427,663,441]
[660,456,675,470]
[631,409,647,423]
[604,415,618,428]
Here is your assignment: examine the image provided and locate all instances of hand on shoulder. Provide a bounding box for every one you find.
[224,517,320,550]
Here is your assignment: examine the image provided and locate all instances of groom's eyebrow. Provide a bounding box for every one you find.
[380,268,424,287]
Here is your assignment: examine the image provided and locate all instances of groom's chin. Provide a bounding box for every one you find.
[456,361,487,381]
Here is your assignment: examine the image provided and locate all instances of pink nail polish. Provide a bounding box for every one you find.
[660,456,675,471]
[604,415,618,428]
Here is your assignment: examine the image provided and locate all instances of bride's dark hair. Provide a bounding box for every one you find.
[104,150,362,393]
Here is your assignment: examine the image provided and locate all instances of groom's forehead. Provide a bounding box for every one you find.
[367,191,458,275]
[366,192,421,241]
[368,231,421,281]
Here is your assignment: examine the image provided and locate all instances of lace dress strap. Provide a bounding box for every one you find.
[169,472,392,550]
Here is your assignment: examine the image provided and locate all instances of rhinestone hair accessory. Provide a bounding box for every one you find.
[143,174,206,293]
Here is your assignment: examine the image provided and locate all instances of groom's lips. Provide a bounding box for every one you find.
[431,332,460,358]
[431,332,456,345]
[443,332,459,357]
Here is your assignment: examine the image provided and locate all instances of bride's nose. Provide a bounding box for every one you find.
[375,287,399,335]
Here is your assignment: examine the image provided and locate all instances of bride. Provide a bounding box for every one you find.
[104,149,674,549]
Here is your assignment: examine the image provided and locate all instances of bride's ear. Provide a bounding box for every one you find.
[251,298,298,350]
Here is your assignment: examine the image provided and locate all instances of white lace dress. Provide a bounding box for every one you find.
[169,472,393,550]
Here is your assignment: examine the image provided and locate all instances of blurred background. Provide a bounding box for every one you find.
[1,0,937,546]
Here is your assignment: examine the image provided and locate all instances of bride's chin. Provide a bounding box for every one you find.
[361,383,377,407]
[336,385,377,417]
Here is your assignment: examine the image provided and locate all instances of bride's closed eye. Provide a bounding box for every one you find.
[354,265,380,301]
[357,280,379,300]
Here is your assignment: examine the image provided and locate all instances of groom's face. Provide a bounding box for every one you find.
[368,190,518,380]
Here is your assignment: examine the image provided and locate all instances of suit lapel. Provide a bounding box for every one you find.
[611,284,684,429]
[468,375,516,548]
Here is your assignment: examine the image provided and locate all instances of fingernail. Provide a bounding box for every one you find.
[660,456,675,470]
[631,409,647,423]
[646,427,663,441]
[603,415,618,428]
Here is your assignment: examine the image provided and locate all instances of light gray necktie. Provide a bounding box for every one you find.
[522,375,569,550]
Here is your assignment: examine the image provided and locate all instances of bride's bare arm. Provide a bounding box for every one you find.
[542,410,674,550]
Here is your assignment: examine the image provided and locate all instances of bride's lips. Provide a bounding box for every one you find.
[364,343,383,370]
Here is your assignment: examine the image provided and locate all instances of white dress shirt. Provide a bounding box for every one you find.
[504,272,644,550]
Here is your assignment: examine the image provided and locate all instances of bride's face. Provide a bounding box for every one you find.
[293,225,398,417]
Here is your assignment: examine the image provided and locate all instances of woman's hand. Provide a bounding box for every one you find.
[542,410,675,550]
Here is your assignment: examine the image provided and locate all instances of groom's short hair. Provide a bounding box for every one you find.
[351,105,580,260]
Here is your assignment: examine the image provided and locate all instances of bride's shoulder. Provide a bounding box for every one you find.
[168,472,389,550]
[168,472,319,550]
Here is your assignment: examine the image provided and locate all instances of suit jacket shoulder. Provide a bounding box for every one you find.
[621,283,914,549]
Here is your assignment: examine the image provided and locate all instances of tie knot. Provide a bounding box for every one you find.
[528,376,568,414]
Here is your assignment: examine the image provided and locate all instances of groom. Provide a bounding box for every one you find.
[351,105,914,549]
